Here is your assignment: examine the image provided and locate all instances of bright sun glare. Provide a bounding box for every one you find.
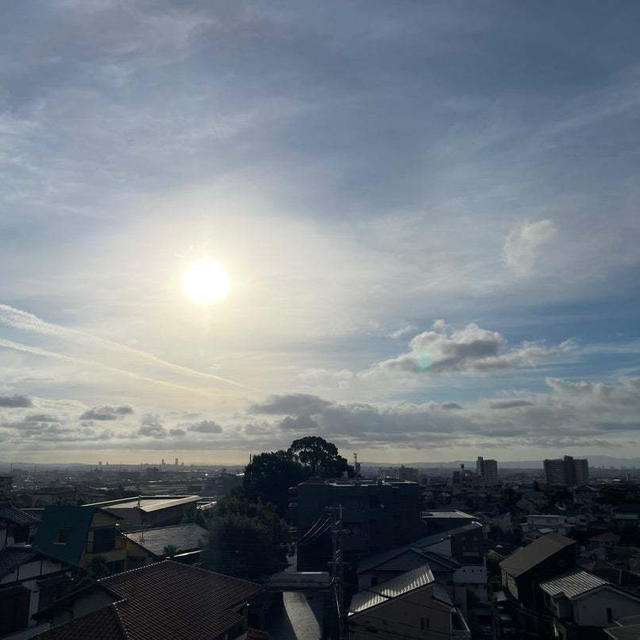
[183,258,229,304]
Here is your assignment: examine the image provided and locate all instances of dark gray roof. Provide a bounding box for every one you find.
[0,502,40,527]
[124,523,207,557]
[358,546,460,574]
[413,521,484,549]
[500,533,575,578]
[0,546,40,579]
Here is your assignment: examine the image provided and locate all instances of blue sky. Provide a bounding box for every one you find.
[0,1,639,463]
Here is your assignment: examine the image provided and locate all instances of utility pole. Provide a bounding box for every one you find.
[328,504,345,640]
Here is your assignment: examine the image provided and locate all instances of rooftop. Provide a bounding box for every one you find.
[0,502,40,527]
[540,569,608,600]
[349,565,434,616]
[0,546,40,579]
[422,510,475,520]
[500,533,575,578]
[413,521,484,549]
[124,523,207,557]
[35,560,262,640]
[86,496,201,513]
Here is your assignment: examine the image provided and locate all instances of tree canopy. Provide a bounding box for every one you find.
[243,449,309,515]
[288,436,351,478]
[203,489,288,580]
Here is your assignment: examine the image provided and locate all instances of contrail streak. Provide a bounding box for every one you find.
[0,303,250,390]
[0,337,234,399]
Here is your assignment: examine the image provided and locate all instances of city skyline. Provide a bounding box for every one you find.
[1,2,640,463]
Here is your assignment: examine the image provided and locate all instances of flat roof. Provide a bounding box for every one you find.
[86,495,201,513]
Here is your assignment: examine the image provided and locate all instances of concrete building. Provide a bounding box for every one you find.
[544,456,589,487]
[295,479,423,571]
[476,457,498,486]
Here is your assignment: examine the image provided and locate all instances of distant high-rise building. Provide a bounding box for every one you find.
[476,457,499,485]
[544,456,589,486]
[397,465,419,482]
[175,457,179,466]
[161,458,165,466]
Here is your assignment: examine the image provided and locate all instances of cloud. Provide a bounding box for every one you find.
[187,420,223,434]
[250,393,333,415]
[368,321,573,376]
[441,402,463,410]
[489,400,535,409]
[0,394,32,407]
[389,324,417,339]
[80,405,133,420]
[169,428,186,437]
[279,414,320,431]
[0,304,247,389]
[138,414,166,438]
[504,219,557,276]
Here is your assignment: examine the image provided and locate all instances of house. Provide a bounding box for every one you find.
[540,569,640,639]
[1,503,40,549]
[0,546,72,639]
[33,560,263,640]
[500,533,576,609]
[357,547,458,590]
[34,506,126,573]
[123,523,208,567]
[348,565,470,639]
[413,522,486,565]
[84,496,201,531]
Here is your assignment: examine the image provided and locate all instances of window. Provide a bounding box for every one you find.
[607,607,613,623]
[55,528,70,544]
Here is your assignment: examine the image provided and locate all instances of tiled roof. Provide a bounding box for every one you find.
[124,523,207,557]
[540,569,608,600]
[500,533,575,578]
[35,561,262,640]
[35,606,124,640]
[349,565,435,616]
[0,502,40,526]
[0,546,39,578]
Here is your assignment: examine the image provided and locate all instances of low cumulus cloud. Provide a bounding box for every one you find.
[368,320,573,376]
[0,394,33,407]
[80,405,134,420]
[138,414,166,438]
[504,219,557,276]
[187,420,223,434]
[241,376,640,450]
[250,393,333,415]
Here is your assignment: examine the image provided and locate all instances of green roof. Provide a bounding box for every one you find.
[34,505,98,565]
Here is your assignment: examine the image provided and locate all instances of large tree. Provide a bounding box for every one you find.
[243,449,309,515]
[288,436,352,478]
[204,489,288,579]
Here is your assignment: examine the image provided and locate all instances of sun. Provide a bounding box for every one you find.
[183,258,229,304]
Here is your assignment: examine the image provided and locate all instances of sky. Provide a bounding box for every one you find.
[1,1,639,465]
